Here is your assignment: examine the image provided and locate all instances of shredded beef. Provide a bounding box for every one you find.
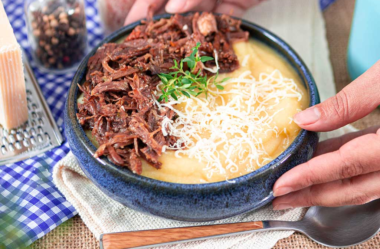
[77,12,247,174]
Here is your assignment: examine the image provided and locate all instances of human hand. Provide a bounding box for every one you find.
[272,61,380,210]
[124,0,265,26]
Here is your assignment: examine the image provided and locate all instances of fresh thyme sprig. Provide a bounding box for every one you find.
[157,42,229,102]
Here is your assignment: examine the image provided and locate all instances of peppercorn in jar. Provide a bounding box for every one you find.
[25,0,88,72]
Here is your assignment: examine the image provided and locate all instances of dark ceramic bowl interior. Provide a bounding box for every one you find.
[65,13,320,221]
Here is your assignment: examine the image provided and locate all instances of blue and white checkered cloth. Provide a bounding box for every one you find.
[0,0,336,248]
[0,0,103,248]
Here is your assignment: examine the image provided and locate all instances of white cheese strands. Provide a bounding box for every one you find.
[159,69,303,179]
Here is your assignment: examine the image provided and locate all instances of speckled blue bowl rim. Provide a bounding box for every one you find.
[67,12,319,192]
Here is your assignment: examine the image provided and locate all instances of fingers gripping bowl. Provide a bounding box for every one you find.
[65,13,320,221]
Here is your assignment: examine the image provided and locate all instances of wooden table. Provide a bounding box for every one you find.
[30,0,380,248]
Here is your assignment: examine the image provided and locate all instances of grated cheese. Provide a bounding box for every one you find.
[159,69,303,179]
[242,54,250,67]
[203,50,219,74]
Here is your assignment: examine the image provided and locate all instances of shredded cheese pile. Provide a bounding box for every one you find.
[157,69,303,179]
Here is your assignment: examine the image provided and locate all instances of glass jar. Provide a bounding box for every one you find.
[24,0,88,72]
[98,0,134,35]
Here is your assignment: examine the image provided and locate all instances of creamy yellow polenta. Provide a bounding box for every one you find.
[140,40,309,184]
[82,40,309,184]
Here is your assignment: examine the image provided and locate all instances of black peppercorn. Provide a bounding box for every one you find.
[25,0,88,72]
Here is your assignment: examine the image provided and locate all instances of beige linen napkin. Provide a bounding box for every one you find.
[54,152,305,249]
[53,0,357,248]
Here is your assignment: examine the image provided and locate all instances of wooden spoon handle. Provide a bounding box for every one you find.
[100,221,264,249]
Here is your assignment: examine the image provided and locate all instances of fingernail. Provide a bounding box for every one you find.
[273,187,294,197]
[273,204,293,211]
[294,107,321,125]
[166,0,186,13]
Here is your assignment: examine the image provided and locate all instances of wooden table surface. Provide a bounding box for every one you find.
[30,0,380,248]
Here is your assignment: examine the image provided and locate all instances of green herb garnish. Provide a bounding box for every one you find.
[157,42,229,102]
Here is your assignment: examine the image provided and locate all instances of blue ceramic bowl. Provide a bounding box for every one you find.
[65,13,320,222]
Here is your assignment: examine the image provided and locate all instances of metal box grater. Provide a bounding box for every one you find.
[0,52,64,165]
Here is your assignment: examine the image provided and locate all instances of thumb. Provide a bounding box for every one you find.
[165,0,216,13]
[294,60,380,132]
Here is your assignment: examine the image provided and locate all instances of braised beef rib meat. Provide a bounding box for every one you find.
[77,12,248,174]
